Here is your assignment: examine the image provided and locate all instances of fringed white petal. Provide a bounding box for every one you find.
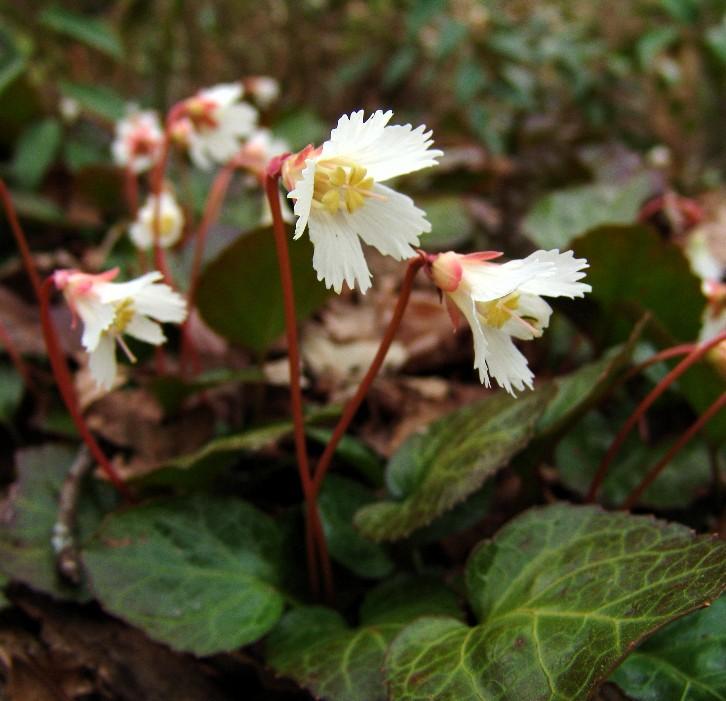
[98,272,163,304]
[307,211,372,294]
[76,297,115,351]
[125,314,166,345]
[88,335,117,390]
[200,82,243,106]
[288,159,317,240]
[515,249,591,299]
[133,284,187,323]
[346,184,427,259]
[463,256,553,303]
[322,110,442,183]
[478,324,535,395]
[501,293,552,341]
[220,103,258,138]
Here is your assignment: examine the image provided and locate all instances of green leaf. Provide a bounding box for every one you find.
[573,224,704,343]
[12,118,62,189]
[59,81,126,121]
[7,189,64,223]
[556,412,714,509]
[354,387,553,542]
[705,19,726,66]
[273,109,328,151]
[418,196,474,251]
[39,7,123,59]
[267,575,462,701]
[537,327,644,439]
[0,573,9,609]
[196,227,330,352]
[306,427,384,487]
[0,365,23,423]
[523,175,651,250]
[636,27,679,70]
[611,596,726,700]
[0,445,117,601]
[318,475,394,579]
[144,407,339,487]
[148,367,265,415]
[385,504,726,701]
[83,495,286,655]
[0,27,28,97]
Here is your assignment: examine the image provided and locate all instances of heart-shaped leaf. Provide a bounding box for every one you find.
[318,475,394,579]
[611,595,726,700]
[0,445,117,602]
[524,175,651,250]
[385,504,726,700]
[354,387,553,541]
[83,495,287,655]
[267,576,462,701]
[196,226,329,352]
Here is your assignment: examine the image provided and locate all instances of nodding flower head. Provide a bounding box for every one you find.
[112,108,164,174]
[282,110,442,294]
[54,269,187,390]
[429,249,591,395]
[129,191,184,251]
[171,83,258,170]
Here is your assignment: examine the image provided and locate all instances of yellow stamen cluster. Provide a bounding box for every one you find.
[313,160,374,214]
[478,293,520,328]
[110,298,135,334]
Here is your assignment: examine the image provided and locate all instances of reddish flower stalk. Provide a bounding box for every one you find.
[1,180,131,499]
[624,343,694,381]
[311,257,424,495]
[0,180,44,301]
[265,160,328,597]
[180,160,237,374]
[39,279,133,500]
[123,166,139,216]
[587,330,726,502]
[149,131,173,282]
[0,318,32,390]
[621,391,726,510]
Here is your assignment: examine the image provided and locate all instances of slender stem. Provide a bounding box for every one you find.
[312,258,423,495]
[150,133,173,281]
[587,331,726,502]
[180,161,237,374]
[0,179,44,301]
[265,166,324,596]
[621,391,726,510]
[624,343,694,381]
[123,166,139,216]
[39,278,132,500]
[54,445,92,584]
[0,317,32,390]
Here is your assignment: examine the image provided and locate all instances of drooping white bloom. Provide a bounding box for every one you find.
[239,127,289,180]
[129,191,184,250]
[244,76,280,108]
[54,268,187,390]
[282,110,442,294]
[112,108,164,174]
[430,249,591,395]
[177,83,258,170]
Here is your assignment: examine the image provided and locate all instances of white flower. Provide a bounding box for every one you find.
[430,249,591,395]
[239,127,289,179]
[129,191,184,250]
[112,108,164,174]
[244,76,280,107]
[699,280,726,343]
[178,83,258,170]
[282,110,442,294]
[54,268,187,390]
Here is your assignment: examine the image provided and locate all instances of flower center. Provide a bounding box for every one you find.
[478,293,521,328]
[184,97,218,131]
[477,292,544,336]
[313,159,375,214]
[110,298,135,334]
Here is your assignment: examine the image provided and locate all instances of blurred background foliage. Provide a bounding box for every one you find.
[2,0,725,204]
